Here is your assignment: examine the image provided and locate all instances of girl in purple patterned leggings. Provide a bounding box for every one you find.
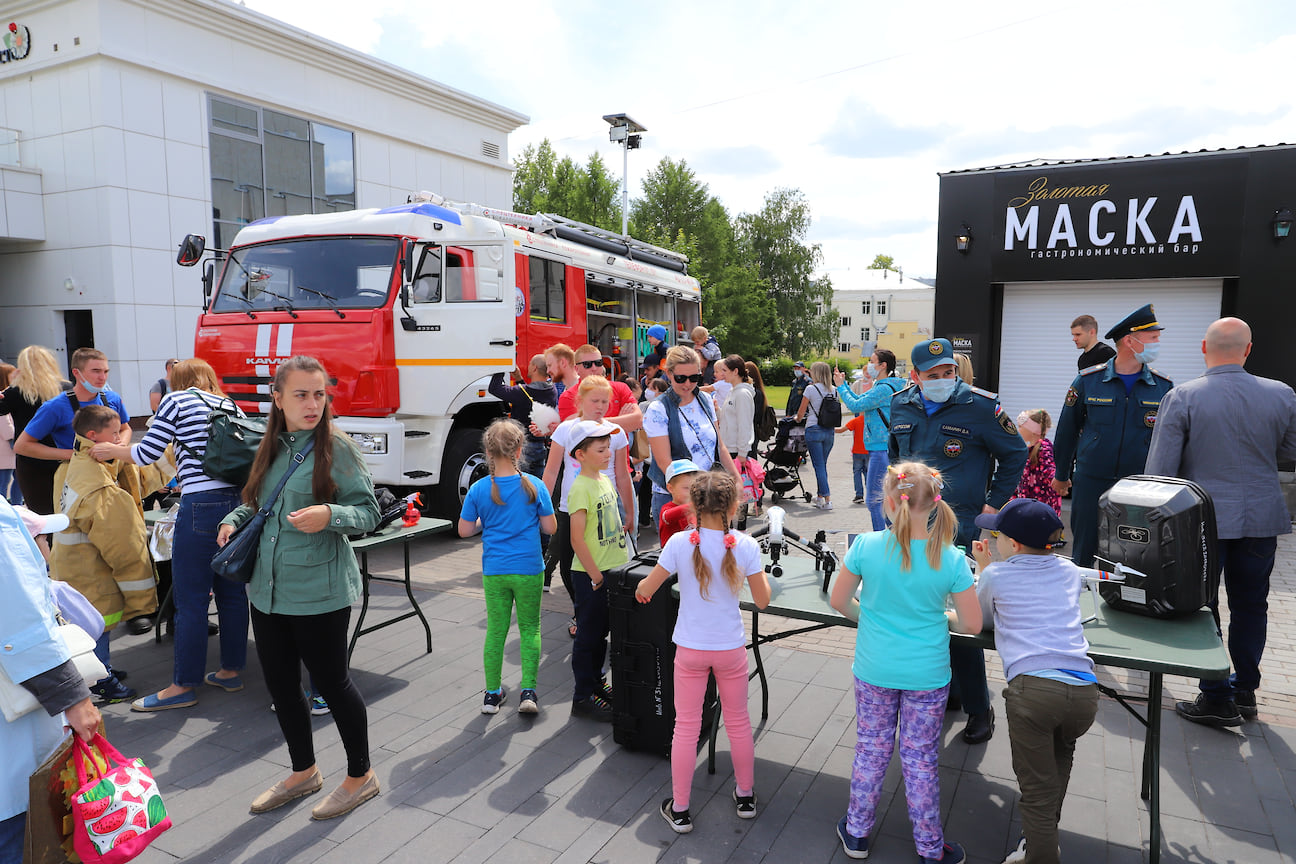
[829,462,983,864]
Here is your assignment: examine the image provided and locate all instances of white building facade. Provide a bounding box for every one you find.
[0,0,525,415]
[827,269,935,373]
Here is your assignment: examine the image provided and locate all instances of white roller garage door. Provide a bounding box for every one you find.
[996,279,1223,440]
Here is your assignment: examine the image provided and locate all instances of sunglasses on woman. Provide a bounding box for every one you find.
[576,360,602,369]
[673,373,704,384]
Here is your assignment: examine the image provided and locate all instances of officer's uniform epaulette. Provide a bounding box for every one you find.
[1080,364,1106,376]
[968,385,998,400]
[1149,367,1172,382]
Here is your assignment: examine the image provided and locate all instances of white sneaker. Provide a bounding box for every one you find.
[812,496,824,508]
[1002,837,1027,864]
[821,500,833,511]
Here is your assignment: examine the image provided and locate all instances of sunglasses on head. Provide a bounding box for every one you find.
[577,359,602,369]
[673,373,704,384]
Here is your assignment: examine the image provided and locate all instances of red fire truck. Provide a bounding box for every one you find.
[177,193,701,515]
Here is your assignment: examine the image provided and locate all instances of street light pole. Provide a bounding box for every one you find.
[602,113,646,238]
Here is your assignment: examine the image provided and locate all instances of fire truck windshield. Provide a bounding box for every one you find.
[211,237,399,313]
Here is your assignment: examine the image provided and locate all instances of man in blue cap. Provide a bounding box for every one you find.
[889,337,1028,743]
[1052,304,1173,569]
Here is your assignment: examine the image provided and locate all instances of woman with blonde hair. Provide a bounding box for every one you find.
[90,357,253,712]
[795,361,838,510]
[0,346,68,513]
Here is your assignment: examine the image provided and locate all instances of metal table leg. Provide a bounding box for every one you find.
[1143,671,1163,864]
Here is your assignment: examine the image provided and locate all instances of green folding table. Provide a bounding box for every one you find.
[712,554,1229,864]
[347,518,451,661]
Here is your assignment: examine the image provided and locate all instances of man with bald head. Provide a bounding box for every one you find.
[1146,317,1296,727]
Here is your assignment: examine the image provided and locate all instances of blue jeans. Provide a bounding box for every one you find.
[0,468,21,505]
[571,569,610,701]
[172,488,248,687]
[865,450,889,531]
[803,424,835,498]
[0,813,24,864]
[1200,536,1277,700]
[650,488,673,530]
[851,453,867,499]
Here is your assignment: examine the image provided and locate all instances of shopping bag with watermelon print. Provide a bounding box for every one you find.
[71,733,172,864]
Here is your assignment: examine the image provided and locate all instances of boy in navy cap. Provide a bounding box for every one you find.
[971,499,1098,864]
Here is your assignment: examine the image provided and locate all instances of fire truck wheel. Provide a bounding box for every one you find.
[436,427,488,519]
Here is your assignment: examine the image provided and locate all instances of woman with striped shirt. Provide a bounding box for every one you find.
[90,358,249,711]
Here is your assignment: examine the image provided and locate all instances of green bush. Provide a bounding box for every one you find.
[761,355,859,387]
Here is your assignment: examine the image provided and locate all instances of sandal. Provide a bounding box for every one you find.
[568,617,578,639]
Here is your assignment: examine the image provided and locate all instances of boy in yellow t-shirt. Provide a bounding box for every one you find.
[567,419,629,722]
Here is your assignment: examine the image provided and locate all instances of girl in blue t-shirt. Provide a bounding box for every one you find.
[458,419,556,716]
[829,461,982,864]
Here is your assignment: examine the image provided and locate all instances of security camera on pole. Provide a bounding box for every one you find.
[603,113,646,237]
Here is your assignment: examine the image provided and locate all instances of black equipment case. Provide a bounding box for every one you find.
[1096,475,1219,618]
[606,553,715,756]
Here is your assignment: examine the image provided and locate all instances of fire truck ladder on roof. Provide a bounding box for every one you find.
[409,191,690,275]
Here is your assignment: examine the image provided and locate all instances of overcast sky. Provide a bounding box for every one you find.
[244,0,1296,283]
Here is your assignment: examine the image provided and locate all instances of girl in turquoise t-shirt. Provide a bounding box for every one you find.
[829,461,982,864]
[458,419,556,717]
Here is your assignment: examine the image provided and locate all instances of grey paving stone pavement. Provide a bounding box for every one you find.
[102,428,1296,863]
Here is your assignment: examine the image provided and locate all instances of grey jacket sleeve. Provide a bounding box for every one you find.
[21,658,94,717]
[1144,387,1186,476]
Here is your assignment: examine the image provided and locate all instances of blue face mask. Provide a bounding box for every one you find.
[920,377,957,403]
[866,363,879,378]
[1133,340,1161,365]
[80,380,108,395]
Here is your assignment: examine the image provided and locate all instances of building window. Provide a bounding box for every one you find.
[209,95,356,249]
[529,258,566,322]
[861,300,870,314]
[839,342,852,353]
[861,327,871,341]
[876,300,888,315]
[840,315,851,328]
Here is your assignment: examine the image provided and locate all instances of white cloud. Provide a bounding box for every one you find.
[241,0,1296,278]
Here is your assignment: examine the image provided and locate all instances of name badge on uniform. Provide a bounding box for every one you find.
[892,423,913,433]
[939,424,971,437]
[1086,396,1114,405]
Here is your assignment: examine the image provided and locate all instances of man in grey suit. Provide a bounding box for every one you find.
[1145,317,1296,727]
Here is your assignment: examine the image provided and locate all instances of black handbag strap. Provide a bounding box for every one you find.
[257,438,315,517]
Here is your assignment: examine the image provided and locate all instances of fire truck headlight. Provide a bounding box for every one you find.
[348,432,388,455]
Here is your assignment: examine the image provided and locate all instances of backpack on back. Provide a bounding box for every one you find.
[813,385,841,429]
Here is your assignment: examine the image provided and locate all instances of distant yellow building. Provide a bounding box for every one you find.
[876,321,933,375]
[826,270,935,373]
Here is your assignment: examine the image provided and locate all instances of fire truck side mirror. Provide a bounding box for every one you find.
[202,260,215,308]
[177,234,206,267]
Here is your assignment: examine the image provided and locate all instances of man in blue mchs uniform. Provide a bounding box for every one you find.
[1052,304,1173,569]
[889,338,1028,744]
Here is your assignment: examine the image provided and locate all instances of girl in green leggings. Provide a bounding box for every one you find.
[458,419,557,715]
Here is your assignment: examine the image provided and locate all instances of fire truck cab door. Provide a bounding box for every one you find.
[395,242,515,415]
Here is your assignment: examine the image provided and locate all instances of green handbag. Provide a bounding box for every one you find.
[176,396,264,487]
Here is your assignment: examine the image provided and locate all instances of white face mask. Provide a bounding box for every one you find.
[866,363,879,378]
[1132,340,1161,364]
[919,377,957,403]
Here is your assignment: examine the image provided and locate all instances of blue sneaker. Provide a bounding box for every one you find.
[309,693,330,716]
[837,815,869,859]
[921,840,966,864]
[90,674,137,705]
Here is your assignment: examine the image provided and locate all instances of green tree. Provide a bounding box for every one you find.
[512,140,619,231]
[630,158,710,246]
[702,264,779,361]
[868,254,896,271]
[734,188,833,357]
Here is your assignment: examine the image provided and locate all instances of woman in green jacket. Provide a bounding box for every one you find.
[218,355,380,821]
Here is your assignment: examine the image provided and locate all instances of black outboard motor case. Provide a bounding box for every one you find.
[1096,475,1219,618]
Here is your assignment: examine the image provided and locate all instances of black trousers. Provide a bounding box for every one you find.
[250,605,370,777]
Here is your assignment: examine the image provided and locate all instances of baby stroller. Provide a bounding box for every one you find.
[762,416,812,504]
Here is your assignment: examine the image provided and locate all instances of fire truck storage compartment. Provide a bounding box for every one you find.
[1096,475,1219,619]
[585,277,635,375]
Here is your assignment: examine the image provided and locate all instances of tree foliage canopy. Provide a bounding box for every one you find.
[514,142,835,360]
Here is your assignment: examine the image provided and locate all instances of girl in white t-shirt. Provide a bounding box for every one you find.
[635,472,771,834]
[542,376,634,634]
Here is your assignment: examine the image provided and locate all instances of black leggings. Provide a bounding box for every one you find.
[250,605,370,778]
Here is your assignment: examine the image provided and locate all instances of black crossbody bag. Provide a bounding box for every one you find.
[211,439,315,584]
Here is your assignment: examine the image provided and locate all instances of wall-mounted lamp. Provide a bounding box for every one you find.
[1272,208,1294,240]
[955,224,973,253]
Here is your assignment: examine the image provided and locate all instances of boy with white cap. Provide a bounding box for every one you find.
[659,459,701,545]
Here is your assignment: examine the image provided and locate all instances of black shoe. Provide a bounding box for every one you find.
[599,679,615,705]
[733,788,757,819]
[90,674,137,705]
[125,615,153,636]
[110,668,128,682]
[660,798,692,834]
[962,707,995,744]
[1175,694,1242,728]
[1233,690,1258,719]
[571,694,613,722]
[207,620,220,636]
